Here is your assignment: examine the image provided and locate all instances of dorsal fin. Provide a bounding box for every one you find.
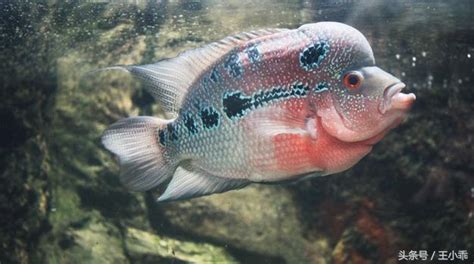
[100,28,289,118]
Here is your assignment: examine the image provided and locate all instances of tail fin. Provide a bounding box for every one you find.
[101,116,175,191]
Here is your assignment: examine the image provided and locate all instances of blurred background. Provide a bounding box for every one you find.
[1,0,473,263]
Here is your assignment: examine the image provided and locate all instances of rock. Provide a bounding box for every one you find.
[125,227,237,263]
[0,2,55,262]
[49,219,128,264]
[151,185,331,263]
[41,219,236,264]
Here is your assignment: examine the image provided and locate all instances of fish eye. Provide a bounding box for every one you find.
[343,71,364,90]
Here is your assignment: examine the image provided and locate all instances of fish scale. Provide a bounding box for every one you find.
[101,22,415,201]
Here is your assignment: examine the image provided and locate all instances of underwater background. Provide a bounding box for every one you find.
[1,0,473,263]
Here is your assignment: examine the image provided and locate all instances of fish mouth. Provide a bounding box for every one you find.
[379,82,416,114]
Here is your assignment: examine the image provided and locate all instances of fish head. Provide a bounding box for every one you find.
[301,22,416,144]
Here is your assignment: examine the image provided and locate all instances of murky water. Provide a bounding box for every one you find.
[1,0,473,263]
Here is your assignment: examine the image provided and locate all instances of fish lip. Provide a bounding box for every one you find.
[379,82,415,114]
[384,82,406,102]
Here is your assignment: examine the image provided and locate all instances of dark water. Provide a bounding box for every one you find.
[1,0,473,263]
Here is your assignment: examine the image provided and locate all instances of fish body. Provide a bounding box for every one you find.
[102,22,416,201]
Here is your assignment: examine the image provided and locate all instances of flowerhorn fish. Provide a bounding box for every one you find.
[101,22,416,202]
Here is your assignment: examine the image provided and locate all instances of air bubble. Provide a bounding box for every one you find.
[443,79,448,89]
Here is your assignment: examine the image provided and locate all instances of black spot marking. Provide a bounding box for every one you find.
[223,83,310,120]
[223,92,253,119]
[253,87,289,108]
[246,45,261,63]
[299,41,330,71]
[200,107,220,129]
[167,123,178,141]
[290,82,309,96]
[224,53,243,77]
[183,113,198,134]
[158,130,166,146]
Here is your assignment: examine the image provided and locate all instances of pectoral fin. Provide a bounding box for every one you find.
[252,106,317,139]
